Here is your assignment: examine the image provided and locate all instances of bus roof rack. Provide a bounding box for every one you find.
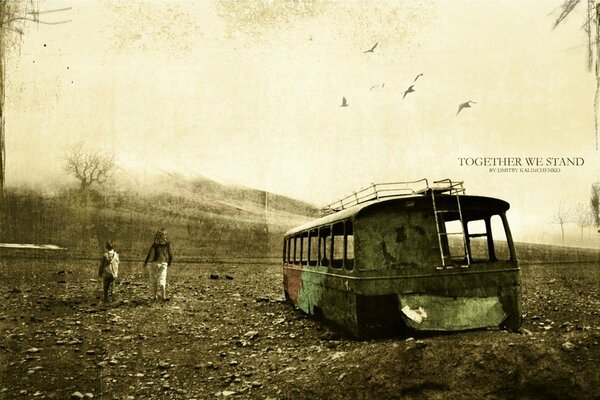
[320,178,465,216]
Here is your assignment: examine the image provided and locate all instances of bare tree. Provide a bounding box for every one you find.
[553,0,600,150]
[575,202,592,239]
[63,144,116,199]
[551,201,574,245]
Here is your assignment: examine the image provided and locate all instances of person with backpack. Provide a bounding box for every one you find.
[98,240,120,302]
[143,229,173,301]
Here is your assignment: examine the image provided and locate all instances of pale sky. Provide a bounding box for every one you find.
[5,0,600,245]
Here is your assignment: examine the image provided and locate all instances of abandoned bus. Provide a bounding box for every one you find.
[282,179,521,338]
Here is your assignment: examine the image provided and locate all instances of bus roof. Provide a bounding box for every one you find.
[284,194,509,237]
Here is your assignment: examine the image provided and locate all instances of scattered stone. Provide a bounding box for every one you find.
[415,340,427,349]
[222,391,236,397]
[207,362,218,370]
[26,347,41,353]
[244,331,259,340]
[70,392,84,399]
[86,350,96,355]
[135,373,144,378]
[209,273,219,280]
[562,342,576,351]
[251,381,262,388]
[158,361,171,369]
[84,393,94,399]
[225,275,234,280]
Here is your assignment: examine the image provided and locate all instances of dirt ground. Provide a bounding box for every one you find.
[1,257,599,400]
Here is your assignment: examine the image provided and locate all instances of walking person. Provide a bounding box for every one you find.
[143,229,173,301]
[98,240,119,302]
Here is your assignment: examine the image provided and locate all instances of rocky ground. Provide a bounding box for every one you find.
[1,256,599,400]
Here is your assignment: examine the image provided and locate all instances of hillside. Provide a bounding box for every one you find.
[0,174,319,259]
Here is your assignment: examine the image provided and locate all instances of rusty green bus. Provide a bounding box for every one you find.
[282,179,521,338]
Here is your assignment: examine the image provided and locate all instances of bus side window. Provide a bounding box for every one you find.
[331,222,344,269]
[319,226,331,267]
[283,238,288,263]
[301,233,308,267]
[345,220,354,270]
[292,236,298,265]
[309,229,319,266]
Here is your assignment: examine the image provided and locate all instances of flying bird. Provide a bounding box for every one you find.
[340,97,349,107]
[403,85,415,99]
[413,73,423,82]
[363,42,378,53]
[456,100,477,115]
[370,82,385,91]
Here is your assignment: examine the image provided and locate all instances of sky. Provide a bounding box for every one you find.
[4,0,600,246]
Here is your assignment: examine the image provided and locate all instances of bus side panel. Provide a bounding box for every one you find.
[285,267,360,336]
[498,283,522,330]
[282,264,302,305]
[315,282,358,337]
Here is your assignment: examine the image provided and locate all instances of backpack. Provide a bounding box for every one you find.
[104,251,119,278]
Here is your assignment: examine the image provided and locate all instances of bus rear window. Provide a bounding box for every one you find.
[491,215,511,261]
[467,219,489,262]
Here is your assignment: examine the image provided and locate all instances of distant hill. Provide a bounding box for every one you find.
[0,174,319,260]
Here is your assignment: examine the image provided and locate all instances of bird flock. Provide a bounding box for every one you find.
[340,42,477,116]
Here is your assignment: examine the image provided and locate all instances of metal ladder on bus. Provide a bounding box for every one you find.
[431,182,470,269]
